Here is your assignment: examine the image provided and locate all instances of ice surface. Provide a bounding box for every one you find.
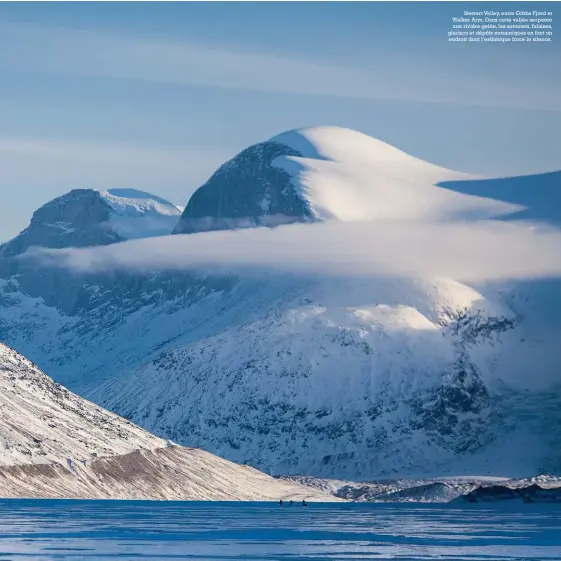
[0,500,560,560]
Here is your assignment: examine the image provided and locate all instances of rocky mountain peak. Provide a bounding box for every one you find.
[173,141,312,235]
[1,188,181,259]
[1,189,120,259]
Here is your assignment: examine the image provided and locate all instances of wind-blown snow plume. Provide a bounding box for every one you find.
[24,219,561,283]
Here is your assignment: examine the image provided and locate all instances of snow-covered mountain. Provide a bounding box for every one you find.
[0,342,163,467]
[1,126,559,480]
[0,343,335,501]
[283,473,561,503]
[455,482,561,503]
[1,188,180,259]
[282,475,479,503]
[173,126,520,234]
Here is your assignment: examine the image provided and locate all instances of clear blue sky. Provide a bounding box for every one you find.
[0,2,559,240]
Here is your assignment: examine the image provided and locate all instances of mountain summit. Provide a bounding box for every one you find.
[1,188,181,258]
[173,126,520,234]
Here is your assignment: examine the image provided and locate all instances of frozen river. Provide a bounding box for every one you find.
[0,499,560,560]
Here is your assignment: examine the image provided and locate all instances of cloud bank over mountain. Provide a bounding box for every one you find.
[25,218,561,283]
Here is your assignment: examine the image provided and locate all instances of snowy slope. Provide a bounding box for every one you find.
[268,127,522,222]
[439,170,561,227]
[0,343,336,501]
[99,188,181,239]
[1,126,560,480]
[0,446,339,501]
[85,275,559,479]
[0,342,165,467]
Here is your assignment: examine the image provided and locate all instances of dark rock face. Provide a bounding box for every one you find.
[369,482,460,503]
[410,352,492,454]
[0,190,122,259]
[0,190,126,314]
[459,484,561,503]
[173,142,314,234]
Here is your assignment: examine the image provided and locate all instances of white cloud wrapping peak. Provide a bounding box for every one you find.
[23,219,561,283]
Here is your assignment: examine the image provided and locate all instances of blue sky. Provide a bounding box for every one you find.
[0,2,559,240]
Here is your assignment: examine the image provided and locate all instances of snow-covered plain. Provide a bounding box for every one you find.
[1,126,559,480]
[0,500,560,560]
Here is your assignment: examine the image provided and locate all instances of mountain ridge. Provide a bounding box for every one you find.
[0,342,337,501]
[0,187,181,260]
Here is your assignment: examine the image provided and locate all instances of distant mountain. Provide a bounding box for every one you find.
[0,126,559,480]
[0,188,181,259]
[282,475,476,503]
[283,474,561,503]
[455,482,561,503]
[0,343,334,501]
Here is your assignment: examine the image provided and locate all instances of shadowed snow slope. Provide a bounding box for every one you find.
[439,170,561,227]
[0,126,560,480]
[0,344,335,501]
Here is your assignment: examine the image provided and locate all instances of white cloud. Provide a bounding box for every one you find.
[25,219,561,283]
[0,21,559,110]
